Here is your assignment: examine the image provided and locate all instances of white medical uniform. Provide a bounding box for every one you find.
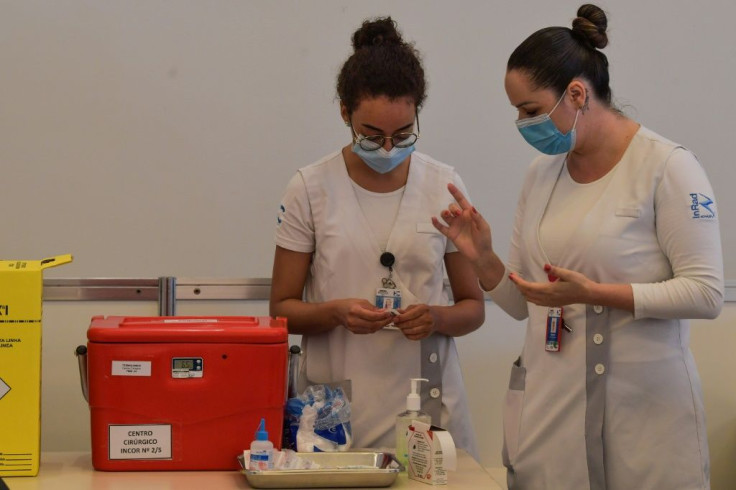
[275,150,478,457]
[491,127,723,490]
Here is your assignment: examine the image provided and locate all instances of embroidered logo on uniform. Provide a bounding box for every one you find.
[690,193,715,219]
[277,204,286,226]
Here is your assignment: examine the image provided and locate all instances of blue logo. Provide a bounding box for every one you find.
[690,193,715,219]
[277,204,286,225]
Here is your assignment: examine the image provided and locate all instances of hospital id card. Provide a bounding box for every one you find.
[376,287,401,310]
[545,307,563,352]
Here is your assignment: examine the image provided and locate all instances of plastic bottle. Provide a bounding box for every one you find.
[395,378,431,469]
[248,418,274,470]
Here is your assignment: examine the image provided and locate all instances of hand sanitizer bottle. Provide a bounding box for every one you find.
[249,418,274,470]
[395,378,431,469]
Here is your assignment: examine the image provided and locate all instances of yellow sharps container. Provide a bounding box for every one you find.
[0,254,72,476]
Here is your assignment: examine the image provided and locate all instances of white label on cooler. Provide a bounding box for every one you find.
[111,360,152,376]
[108,424,172,460]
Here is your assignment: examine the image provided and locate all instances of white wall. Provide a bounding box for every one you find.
[2,0,734,487]
[3,0,735,278]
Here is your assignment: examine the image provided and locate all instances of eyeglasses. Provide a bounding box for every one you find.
[350,113,421,151]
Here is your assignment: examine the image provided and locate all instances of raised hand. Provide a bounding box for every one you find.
[431,183,494,265]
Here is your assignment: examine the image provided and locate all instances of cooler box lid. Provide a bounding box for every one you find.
[87,316,287,343]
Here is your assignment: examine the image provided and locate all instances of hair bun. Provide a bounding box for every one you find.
[572,4,608,49]
[352,17,403,51]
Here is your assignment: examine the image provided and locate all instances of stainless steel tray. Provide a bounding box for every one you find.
[238,451,401,488]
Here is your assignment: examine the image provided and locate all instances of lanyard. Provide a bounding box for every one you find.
[376,251,401,312]
[380,252,396,288]
[538,160,573,352]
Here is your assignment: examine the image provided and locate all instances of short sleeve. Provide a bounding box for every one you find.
[274,172,315,253]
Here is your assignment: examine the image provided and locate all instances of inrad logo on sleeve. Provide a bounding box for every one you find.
[690,193,715,219]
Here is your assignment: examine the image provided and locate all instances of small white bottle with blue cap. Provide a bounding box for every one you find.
[248,418,274,470]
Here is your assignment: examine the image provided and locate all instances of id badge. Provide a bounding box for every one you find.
[376,288,401,310]
[545,306,563,352]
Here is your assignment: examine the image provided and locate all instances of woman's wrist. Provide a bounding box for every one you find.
[473,253,505,291]
[324,299,344,328]
[583,280,599,305]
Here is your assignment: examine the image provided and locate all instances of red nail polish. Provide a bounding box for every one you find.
[544,264,551,272]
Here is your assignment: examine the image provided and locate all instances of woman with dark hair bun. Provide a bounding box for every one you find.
[270,17,483,457]
[434,4,722,489]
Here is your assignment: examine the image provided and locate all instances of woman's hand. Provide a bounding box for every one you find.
[393,304,439,341]
[333,298,394,334]
[509,264,594,307]
[432,183,494,265]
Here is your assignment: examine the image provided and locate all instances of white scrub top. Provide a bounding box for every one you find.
[276,150,478,457]
[491,127,723,490]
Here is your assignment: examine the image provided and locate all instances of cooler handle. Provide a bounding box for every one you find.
[118,316,272,328]
[287,345,301,399]
[75,345,89,403]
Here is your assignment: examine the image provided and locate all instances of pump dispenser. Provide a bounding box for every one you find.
[395,378,431,469]
[248,418,274,470]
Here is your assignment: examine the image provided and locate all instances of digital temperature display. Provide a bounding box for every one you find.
[171,357,203,378]
[173,359,194,370]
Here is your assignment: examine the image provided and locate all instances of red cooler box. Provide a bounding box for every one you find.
[84,315,288,471]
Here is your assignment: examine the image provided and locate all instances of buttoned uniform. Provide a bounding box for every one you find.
[490,127,724,490]
[275,150,478,457]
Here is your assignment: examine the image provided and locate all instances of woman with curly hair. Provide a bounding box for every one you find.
[271,17,483,457]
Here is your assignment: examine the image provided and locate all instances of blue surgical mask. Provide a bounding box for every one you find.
[351,141,415,174]
[515,91,580,155]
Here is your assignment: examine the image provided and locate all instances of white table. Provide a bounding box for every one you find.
[3,451,504,489]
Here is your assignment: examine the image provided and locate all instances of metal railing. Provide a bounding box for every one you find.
[43,277,272,315]
[43,277,736,315]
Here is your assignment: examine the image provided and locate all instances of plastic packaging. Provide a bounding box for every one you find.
[286,384,353,452]
[395,378,431,468]
[249,418,274,470]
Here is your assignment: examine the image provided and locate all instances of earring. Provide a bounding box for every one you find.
[344,121,350,127]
